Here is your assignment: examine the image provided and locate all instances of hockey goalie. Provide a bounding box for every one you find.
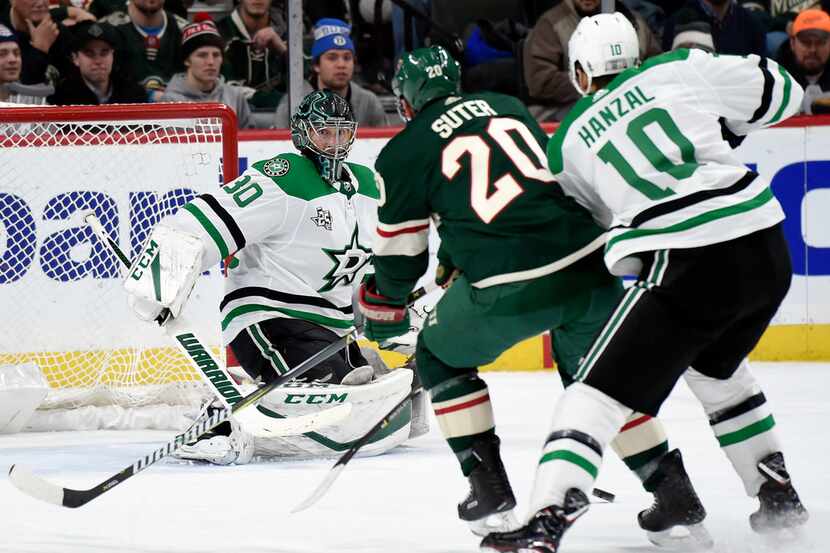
[123,89,428,464]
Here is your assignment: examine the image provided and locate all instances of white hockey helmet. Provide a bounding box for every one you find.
[568,12,640,96]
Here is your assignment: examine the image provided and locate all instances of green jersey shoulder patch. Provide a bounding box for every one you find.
[345,162,380,200]
[252,153,337,202]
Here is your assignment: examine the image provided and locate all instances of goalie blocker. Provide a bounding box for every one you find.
[123,225,204,323]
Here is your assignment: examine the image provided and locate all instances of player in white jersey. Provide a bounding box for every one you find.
[481,13,809,553]
[124,90,420,464]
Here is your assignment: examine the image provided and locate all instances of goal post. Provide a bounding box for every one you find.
[0,103,239,430]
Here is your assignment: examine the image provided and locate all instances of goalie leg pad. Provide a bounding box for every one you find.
[684,361,781,496]
[123,224,204,320]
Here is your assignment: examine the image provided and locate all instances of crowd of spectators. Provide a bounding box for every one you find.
[0,0,828,123]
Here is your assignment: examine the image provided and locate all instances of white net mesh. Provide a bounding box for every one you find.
[0,104,237,414]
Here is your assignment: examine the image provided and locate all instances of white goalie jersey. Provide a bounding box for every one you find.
[548,49,804,275]
[167,152,380,344]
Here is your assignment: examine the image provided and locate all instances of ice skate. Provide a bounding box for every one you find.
[479,488,589,552]
[638,449,713,549]
[174,424,255,465]
[458,435,520,536]
[750,452,808,533]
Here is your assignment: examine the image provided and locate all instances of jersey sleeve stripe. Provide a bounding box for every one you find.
[765,63,794,126]
[376,219,430,235]
[200,194,246,252]
[220,286,353,314]
[183,202,230,259]
[748,57,774,124]
[374,229,429,256]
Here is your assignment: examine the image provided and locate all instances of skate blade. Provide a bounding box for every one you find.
[469,509,522,537]
[646,523,714,550]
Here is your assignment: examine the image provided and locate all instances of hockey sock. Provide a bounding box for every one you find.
[610,413,669,485]
[684,362,781,496]
[529,383,630,512]
[429,372,496,476]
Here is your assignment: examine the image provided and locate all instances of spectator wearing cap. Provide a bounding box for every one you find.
[671,20,716,51]
[216,0,287,110]
[273,18,388,128]
[101,0,187,101]
[0,22,52,103]
[0,22,20,99]
[523,0,661,122]
[662,1,766,56]
[1,0,75,85]
[48,21,146,105]
[160,21,255,128]
[776,8,830,113]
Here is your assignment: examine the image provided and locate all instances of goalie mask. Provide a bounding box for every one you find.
[568,12,640,96]
[290,89,357,183]
[392,45,461,121]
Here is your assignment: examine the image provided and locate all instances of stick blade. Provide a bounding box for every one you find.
[237,402,353,438]
[291,464,345,514]
[8,464,66,507]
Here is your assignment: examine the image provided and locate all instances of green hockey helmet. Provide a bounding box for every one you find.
[392,45,461,118]
[290,89,357,183]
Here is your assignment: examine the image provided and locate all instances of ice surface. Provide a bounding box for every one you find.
[1,362,827,553]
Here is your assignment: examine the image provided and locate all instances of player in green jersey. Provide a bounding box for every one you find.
[356,45,707,542]
[482,14,808,553]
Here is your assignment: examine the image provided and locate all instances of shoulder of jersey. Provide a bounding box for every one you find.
[345,162,381,200]
[249,152,336,201]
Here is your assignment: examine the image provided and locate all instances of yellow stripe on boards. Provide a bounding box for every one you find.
[365,324,830,372]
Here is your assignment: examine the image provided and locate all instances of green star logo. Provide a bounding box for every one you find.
[318,225,372,293]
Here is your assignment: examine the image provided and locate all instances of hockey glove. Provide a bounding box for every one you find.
[435,261,460,289]
[357,276,410,343]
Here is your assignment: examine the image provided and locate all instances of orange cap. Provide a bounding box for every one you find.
[792,9,830,36]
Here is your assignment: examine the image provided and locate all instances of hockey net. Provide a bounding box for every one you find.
[0,103,238,430]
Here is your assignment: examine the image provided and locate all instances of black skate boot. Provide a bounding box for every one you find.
[639,449,713,549]
[750,452,808,532]
[458,435,519,536]
[480,488,589,553]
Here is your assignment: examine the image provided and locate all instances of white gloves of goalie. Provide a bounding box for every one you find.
[123,224,204,325]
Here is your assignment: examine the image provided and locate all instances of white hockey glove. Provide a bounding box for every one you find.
[123,224,204,325]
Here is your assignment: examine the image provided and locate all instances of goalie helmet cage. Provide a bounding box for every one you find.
[0,103,239,430]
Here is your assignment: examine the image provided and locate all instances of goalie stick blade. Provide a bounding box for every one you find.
[8,465,65,507]
[290,464,345,514]
[236,402,353,438]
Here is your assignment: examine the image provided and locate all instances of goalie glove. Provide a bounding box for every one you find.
[123,224,204,324]
[357,276,411,343]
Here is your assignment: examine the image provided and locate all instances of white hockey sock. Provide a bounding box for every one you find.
[610,413,669,482]
[684,361,781,496]
[528,383,630,516]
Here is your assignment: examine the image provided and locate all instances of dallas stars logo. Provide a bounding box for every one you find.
[318,225,372,293]
[311,207,333,231]
[262,157,290,177]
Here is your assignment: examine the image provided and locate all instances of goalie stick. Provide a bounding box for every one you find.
[82,213,348,439]
[8,333,357,508]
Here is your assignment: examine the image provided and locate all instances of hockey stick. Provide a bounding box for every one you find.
[8,279,433,508]
[83,213,347,438]
[291,380,616,513]
[8,332,358,508]
[292,386,421,513]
